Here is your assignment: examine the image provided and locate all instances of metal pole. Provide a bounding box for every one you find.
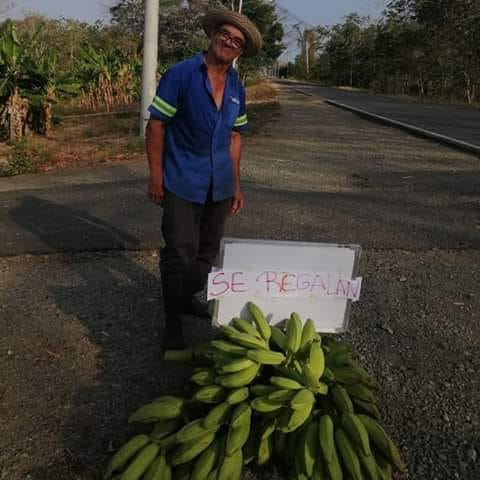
[140,0,160,137]
[306,40,310,76]
[232,0,243,70]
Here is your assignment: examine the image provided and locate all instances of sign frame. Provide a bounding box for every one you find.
[210,238,362,333]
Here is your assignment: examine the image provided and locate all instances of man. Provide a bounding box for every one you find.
[146,9,262,351]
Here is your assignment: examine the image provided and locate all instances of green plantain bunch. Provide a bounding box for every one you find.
[103,302,405,480]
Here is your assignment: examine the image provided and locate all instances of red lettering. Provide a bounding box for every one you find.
[346,280,361,299]
[231,272,247,293]
[256,271,281,293]
[310,274,327,293]
[210,272,230,297]
[296,273,311,291]
[280,273,295,292]
[335,279,347,296]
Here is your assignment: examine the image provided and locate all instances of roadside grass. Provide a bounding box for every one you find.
[0,138,54,177]
[0,111,146,177]
[76,112,140,139]
[0,81,279,177]
[247,80,279,104]
[245,80,280,136]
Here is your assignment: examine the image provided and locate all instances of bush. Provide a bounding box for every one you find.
[246,80,279,104]
[0,138,52,177]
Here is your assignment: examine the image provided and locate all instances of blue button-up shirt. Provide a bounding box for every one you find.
[148,53,248,204]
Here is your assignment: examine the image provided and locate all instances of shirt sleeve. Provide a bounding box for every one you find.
[233,85,248,133]
[148,66,182,122]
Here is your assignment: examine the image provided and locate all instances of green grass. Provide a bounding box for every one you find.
[0,138,53,177]
[124,136,145,153]
[77,113,139,139]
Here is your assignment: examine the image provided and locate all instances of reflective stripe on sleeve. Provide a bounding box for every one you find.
[151,96,177,118]
[234,114,248,127]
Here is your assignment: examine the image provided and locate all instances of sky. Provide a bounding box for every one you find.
[6,0,388,27]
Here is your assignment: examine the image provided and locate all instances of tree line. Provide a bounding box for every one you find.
[287,0,480,104]
[0,0,283,141]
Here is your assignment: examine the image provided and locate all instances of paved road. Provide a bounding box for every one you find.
[279,80,480,150]
[1,86,479,256]
[0,169,159,256]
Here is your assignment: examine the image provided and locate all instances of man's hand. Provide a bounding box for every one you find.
[231,188,244,215]
[148,177,164,205]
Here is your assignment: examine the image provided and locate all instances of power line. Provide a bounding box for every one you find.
[274,1,314,62]
[275,1,313,29]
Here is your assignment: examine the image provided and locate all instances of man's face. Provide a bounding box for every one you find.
[210,24,246,64]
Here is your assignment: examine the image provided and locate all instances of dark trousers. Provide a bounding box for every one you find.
[160,189,231,329]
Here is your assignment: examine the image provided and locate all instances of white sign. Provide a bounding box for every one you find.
[208,270,362,301]
[211,238,362,333]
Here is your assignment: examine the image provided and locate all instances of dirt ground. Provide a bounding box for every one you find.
[0,81,278,176]
[1,85,479,479]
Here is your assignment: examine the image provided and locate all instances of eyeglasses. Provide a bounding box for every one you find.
[217,29,245,50]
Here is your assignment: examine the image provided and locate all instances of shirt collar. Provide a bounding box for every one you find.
[195,52,206,69]
[196,52,236,77]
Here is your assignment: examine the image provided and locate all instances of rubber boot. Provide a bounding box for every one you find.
[161,272,185,351]
[183,265,211,319]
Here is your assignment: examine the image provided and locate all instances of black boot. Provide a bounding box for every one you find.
[162,317,185,351]
[184,296,211,318]
[161,272,186,352]
[183,266,211,319]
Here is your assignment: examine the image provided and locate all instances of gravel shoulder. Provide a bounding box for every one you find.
[1,86,479,479]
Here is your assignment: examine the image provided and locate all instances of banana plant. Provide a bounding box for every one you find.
[0,21,31,139]
[77,44,118,110]
[76,43,139,111]
[0,21,51,140]
[0,21,20,95]
[24,47,81,135]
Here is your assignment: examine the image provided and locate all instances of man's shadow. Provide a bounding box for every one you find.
[10,197,214,479]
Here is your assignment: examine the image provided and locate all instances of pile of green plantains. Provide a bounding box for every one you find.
[103,302,405,480]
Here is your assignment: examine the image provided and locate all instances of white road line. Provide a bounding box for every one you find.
[324,99,480,156]
[294,88,314,96]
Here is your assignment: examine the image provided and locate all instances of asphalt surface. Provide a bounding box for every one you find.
[0,164,159,256]
[1,164,479,256]
[279,80,480,151]
[1,85,479,256]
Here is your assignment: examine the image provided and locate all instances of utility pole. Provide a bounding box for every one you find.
[140,0,160,137]
[305,39,310,76]
[232,0,243,70]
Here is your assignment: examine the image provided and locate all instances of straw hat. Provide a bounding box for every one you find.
[201,9,263,57]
